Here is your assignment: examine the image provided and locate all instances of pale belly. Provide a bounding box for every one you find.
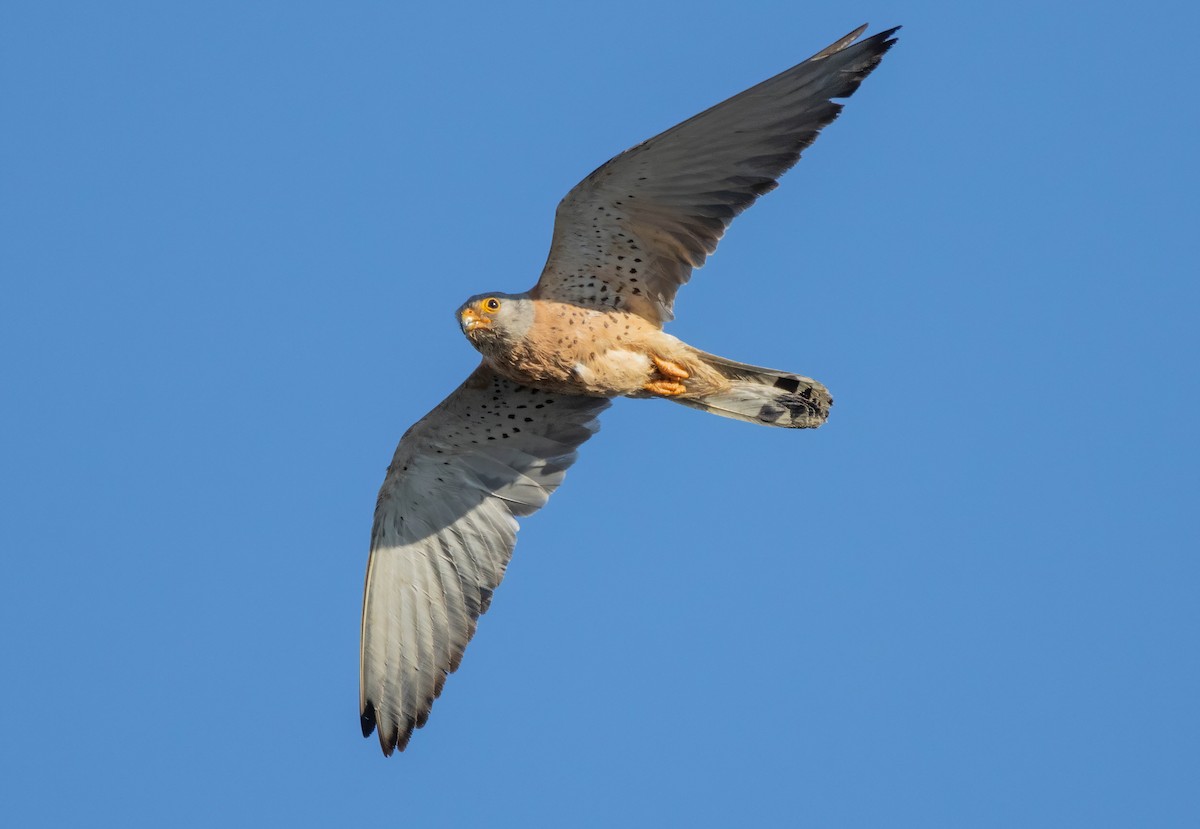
[570,348,654,396]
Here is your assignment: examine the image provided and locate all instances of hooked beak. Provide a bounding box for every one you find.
[459,307,491,333]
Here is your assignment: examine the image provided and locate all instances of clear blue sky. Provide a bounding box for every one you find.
[3,1,1197,826]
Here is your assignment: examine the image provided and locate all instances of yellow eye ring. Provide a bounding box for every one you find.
[483,298,501,312]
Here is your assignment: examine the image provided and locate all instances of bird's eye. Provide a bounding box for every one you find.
[484,298,501,313]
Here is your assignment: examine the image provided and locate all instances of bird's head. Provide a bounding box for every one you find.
[456,292,534,353]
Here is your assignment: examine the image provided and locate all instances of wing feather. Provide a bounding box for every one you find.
[533,25,899,323]
[360,364,609,753]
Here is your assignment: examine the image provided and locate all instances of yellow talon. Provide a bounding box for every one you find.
[651,356,690,381]
[644,380,688,396]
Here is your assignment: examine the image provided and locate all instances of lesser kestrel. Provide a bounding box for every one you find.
[361,24,899,754]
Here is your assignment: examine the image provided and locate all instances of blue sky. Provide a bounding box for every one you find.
[2,1,1197,826]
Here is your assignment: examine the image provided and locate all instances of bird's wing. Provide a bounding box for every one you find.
[360,363,610,754]
[533,25,898,324]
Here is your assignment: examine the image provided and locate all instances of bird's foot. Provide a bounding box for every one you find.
[644,379,688,396]
[651,356,690,381]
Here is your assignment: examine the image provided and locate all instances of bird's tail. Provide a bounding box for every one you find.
[673,350,832,429]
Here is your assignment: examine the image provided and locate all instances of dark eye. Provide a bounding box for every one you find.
[484,298,501,312]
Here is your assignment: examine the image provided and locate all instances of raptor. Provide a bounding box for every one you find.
[361,24,899,754]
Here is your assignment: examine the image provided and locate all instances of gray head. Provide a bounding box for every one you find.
[455,291,536,355]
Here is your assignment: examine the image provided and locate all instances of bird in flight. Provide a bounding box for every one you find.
[361,24,899,754]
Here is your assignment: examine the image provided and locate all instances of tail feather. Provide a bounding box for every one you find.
[675,351,832,429]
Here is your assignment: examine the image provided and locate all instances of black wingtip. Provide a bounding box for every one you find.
[362,701,418,756]
[860,26,901,53]
[851,26,902,55]
[873,25,902,48]
[870,26,902,52]
[360,702,377,738]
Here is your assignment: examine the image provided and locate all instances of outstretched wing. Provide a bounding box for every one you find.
[361,364,610,754]
[533,25,899,324]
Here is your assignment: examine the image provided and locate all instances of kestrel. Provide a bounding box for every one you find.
[361,24,899,754]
